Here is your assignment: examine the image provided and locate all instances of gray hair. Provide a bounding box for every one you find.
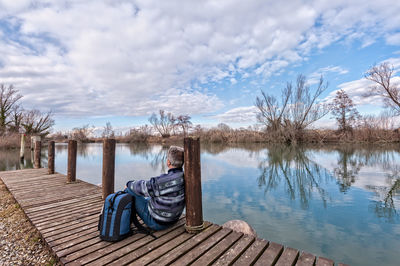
[167,146,184,168]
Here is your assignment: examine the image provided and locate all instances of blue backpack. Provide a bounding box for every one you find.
[98,191,133,242]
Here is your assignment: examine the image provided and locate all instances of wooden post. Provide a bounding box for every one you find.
[34,140,41,168]
[20,134,25,162]
[102,138,115,199]
[48,141,55,174]
[67,140,77,183]
[184,137,204,233]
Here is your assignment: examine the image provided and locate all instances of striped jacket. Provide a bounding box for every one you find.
[127,168,185,223]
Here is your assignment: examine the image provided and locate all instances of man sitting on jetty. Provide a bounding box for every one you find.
[125,146,185,231]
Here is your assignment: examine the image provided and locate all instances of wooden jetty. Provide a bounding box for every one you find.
[0,138,346,265]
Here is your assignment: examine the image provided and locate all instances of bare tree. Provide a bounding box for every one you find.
[365,63,400,114]
[285,75,329,133]
[70,124,94,142]
[8,104,24,133]
[331,89,360,132]
[22,109,55,136]
[255,75,329,142]
[176,114,192,137]
[148,110,175,138]
[0,84,22,133]
[101,122,115,138]
[255,85,291,132]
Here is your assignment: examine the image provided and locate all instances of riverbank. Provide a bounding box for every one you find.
[2,127,400,150]
[0,179,57,265]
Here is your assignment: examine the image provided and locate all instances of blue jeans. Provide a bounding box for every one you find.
[129,190,170,231]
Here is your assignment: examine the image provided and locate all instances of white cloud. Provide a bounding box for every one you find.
[0,0,400,120]
[308,65,349,84]
[324,57,400,107]
[211,106,258,124]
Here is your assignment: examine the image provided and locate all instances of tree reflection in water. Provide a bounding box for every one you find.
[369,166,400,222]
[257,144,400,220]
[333,146,362,192]
[257,144,331,209]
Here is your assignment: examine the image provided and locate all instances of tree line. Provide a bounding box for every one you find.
[0,84,54,136]
[255,62,400,143]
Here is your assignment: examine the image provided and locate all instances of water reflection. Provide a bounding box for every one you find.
[257,145,331,208]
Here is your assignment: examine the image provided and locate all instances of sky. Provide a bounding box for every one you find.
[1,0,400,133]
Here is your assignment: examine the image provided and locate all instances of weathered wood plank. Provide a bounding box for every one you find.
[212,234,254,266]
[46,224,99,244]
[85,220,186,266]
[62,232,146,265]
[253,241,283,266]
[53,231,100,252]
[41,216,98,236]
[37,213,99,231]
[109,226,187,265]
[27,198,102,219]
[234,239,269,266]
[25,194,101,214]
[316,257,334,266]
[147,224,221,266]
[130,221,212,266]
[30,202,102,224]
[275,247,299,266]
[191,231,243,266]
[172,228,232,265]
[295,252,316,266]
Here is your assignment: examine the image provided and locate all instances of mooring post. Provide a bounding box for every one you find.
[184,137,204,233]
[67,140,77,183]
[34,140,41,168]
[48,141,55,174]
[19,134,25,162]
[102,138,115,199]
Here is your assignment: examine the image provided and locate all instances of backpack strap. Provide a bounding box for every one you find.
[130,197,157,239]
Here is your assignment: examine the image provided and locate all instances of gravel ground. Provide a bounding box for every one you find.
[0,179,58,266]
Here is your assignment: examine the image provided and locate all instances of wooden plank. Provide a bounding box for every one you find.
[212,235,254,266]
[21,191,100,209]
[47,226,99,248]
[34,207,100,227]
[53,231,100,252]
[191,231,243,266]
[56,235,103,259]
[108,226,187,265]
[62,232,146,265]
[27,198,102,219]
[46,224,99,243]
[41,216,98,237]
[30,202,102,224]
[147,224,221,266]
[130,232,193,265]
[37,213,99,231]
[130,221,212,265]
[172,228,232,265]
[253,241,283,266]
[316,257,334,266]
[25,194,101,214]
[295,252,316,266]
[275,247,299,266]
[85,220,186,266]
[234,239,269,266]
[17,186,99,202]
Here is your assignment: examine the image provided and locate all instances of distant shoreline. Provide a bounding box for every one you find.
[2,128,400,150]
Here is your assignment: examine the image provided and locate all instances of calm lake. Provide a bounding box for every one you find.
[1,143,399,266]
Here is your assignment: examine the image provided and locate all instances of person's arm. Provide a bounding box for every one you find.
[126,178,154,197]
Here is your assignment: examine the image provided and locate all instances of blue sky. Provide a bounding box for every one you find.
[1,0,400,132]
